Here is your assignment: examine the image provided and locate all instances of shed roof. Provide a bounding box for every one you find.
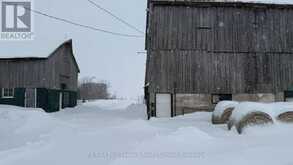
[0,39,72,59]
[0,39,80,73]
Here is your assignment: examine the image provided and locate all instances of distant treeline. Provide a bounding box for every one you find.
[78,77,116,100]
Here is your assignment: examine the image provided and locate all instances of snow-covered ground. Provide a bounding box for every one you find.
[1,100,293,165]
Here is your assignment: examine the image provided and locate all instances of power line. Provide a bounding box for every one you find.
[24,7,144,38]
[87,0,144,34]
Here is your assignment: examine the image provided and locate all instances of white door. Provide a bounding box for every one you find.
[156,94,172,118]
[59,93,63,110]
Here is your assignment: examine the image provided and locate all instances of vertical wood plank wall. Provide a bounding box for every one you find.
[146,4,293,95]
[0,43,79,91]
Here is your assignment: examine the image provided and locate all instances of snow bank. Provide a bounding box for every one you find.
[2,99,293,165]
[213,101,239,118]
[0,105,62,152]
[124,103,147,119]
[81,99,137,111]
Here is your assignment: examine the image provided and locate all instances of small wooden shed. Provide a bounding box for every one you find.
[0,39,80,112]
[145,0,293,118]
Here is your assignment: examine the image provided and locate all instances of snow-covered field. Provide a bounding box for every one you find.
[1,100,293,165]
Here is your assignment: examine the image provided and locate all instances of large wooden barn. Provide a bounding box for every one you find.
[0,39,80,112]
[145,0,293,118]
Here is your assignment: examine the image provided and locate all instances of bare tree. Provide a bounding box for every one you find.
[78,77,110,101]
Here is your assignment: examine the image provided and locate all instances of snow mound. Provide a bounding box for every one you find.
[124,103,147,119]
[213,101,239,118]
[3,100,293,165]
[82,99,136,111]
[0,105,62,151]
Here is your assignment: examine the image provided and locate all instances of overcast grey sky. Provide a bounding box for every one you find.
[0,0,147,99]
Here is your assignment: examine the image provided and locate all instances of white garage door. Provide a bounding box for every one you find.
[156,94,172,118]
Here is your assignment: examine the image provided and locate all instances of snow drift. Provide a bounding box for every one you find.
[2,100,293,165]
[0,105,62,152]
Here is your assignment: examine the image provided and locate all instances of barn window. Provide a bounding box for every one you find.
[2,88,14,98]
[211,94,232,104]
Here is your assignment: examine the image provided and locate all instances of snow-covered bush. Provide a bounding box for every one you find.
[212,101,239,124]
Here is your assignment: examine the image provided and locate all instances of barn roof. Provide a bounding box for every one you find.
[0,39,80,73]
[0,39,72,59]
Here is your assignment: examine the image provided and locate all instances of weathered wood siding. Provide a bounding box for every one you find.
[0,59,49,89]
[149,5,293,52]
[48,43,79,91]
[146,3,293,94]
[0,42,79,91]
[147,50,293,94]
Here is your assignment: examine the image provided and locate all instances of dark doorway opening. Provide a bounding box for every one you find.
[284,91,293,102]
[61,83,67,90]
[211,94,232,104]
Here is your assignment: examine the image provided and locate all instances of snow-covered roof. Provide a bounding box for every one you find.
[151,0,293,5]
[0,39,72,59]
